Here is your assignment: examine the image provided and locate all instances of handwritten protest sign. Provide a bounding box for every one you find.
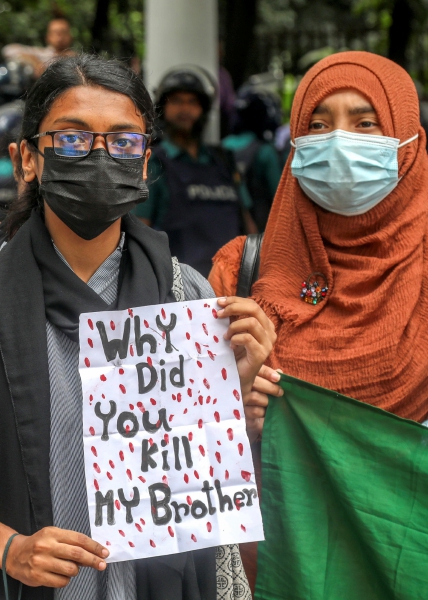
[79,299,264,562]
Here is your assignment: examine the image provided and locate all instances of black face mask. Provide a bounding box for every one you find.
[39,148,149,240]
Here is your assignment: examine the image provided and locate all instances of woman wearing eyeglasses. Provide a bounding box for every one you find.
[0,54,275,600]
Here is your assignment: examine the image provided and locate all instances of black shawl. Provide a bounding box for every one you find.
[0,211,216,600]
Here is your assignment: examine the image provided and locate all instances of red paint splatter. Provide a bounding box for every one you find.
[213,335,219,343]
[149,438,154,446]
[119,530,125,537]
[102,394,105,399]
[88,319,94,330]
[138,476,146,484]
[213,398,217,404]
[84,358,90,368]
[225,470,229,480]
[198,419,203,429]
[115,500,121,510]
[207,522,212,532]
[188,432,193,441]
[107,472,113,480]
[164,433,169,444]
[233,389,241,401]
[221,368,227,380]
[184,473,189,484]
[212,309,218,319]
[235,500,241,511]
[187,308,193,320]
[129,541,135,548]
[217,440,221,446]
[206,396,211,404]
[119,384,126,394]
[129,404,134,410]
[214,412,220,423]
[168,526,174,538]
[109,460,115,469]
[197,360,202,368]
[202,323,208,336]
[241,525,246,532]
[186,332,191,340]
[140,518,145,525]
[177,393,182,403]
[203,378,210,389]
[119,451,124,462]
[169,414,174,422]
[194,470,200,479]
[198,395,203,405]
[135,523,143,532]
[172,394,176,400]
[195,342,201,354]
[227,428,233,441]
[89,395,93,403]
[119,368,125,375]
[162,475,168,485]
[147,356,152,366]
[100,374,106,382]
[130,345,134,356]
[150,539,156,548]
[93,463,100,473]
[233,410,241,420]
[144,319,149,328]
[128,308,134,317]
[207,351,215,361]
[161,308,166,320]
[125,424,130,433]
[150,398,156,406]
[128,442,134,453]
[186,496,192,505]
[110,321,116,331]
[94,479,99,491]
[191,534,197,542]
[241,470,251,482]
[190,378,195,384]
[137,402,145,413]
[215,452,221,464]
[238,443,244,456]
[183,408,188,414]
[187,388,192,397]
[106,541,111,546]
[209,466,214,477]
[88,338,93,348]
[89,426,95,436]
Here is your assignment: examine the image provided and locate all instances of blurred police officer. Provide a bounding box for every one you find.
[134,65,255,277]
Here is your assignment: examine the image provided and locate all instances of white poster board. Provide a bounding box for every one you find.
[79,299,264,561]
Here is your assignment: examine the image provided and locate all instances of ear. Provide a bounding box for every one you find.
[143,148,152,181]
[20,140,38,182]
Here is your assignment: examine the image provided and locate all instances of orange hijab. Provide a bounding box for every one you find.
[211,51,428,421]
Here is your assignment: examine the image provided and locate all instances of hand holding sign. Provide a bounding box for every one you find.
[79,298,269,562]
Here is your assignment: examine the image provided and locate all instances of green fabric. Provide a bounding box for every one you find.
[134,138,252,224]
[222,132,282,198]
[256,374,428,600]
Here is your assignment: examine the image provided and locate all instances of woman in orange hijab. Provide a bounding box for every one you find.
[209,50,428,590]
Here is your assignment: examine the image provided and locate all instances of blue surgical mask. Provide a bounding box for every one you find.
[291,129,418,216]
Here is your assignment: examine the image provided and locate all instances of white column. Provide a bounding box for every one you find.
[145,0,219,143]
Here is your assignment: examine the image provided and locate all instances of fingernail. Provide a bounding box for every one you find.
[217,308,224,315]
[276,369,283,374]
[99,561,107,570]
[217,297,227,305]
[278,388,284,396]
[101,549,109,558]
[271,372,280,382]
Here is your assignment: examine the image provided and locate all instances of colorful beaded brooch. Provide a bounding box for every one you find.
[300,272,328,305]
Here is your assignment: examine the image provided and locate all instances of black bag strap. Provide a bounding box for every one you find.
[236,233,264,298]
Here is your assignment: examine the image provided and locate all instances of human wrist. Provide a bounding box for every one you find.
[0,525,18,570]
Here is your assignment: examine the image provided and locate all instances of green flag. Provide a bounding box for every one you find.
[255,374,428,600]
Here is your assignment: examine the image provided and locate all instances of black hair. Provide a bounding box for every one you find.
[5,53,154,239]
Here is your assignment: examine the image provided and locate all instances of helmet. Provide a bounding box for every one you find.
[0,61,34,105]
[155,65,217,114]
[234,85,282,141]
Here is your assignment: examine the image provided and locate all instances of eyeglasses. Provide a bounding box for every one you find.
[30,130,150,159]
